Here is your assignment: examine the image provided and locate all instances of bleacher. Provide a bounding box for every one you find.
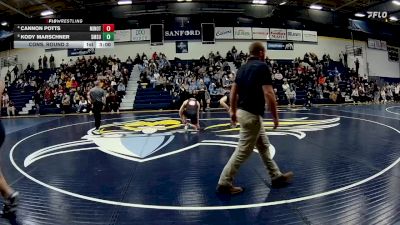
[134,88,172,110]
[5,86,35,116]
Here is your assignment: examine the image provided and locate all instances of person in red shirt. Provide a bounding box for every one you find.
[71,78,79,91]
[152,52,158,61]
[318,74,326,85]
[44,87,54,105]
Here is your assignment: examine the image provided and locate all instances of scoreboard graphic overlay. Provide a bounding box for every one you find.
[14,20,115,49]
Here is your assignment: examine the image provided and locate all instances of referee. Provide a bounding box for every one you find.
[89,81,106,131]
[216,42,293,195]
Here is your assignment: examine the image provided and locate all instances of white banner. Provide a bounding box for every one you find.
[287,29,302,41]
[115,30,131,42]
[270,28,287,40]
[131,29,150,42]
[381,41,387,51]
[368,38,375,48]
[234,27,252,39]
[252,27,269,40]
[302,30,318,42]
[215,27,234,39]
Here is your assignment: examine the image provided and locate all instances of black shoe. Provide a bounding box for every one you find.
[271,172,294,188]
[2,192,19,216]
[216,185,244,195]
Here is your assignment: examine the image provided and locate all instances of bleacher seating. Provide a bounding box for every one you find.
[39,104,62,115]
[134,88,172,110]
[6,86,35,115]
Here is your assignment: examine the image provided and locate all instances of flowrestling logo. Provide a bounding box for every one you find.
[367,11,388,19]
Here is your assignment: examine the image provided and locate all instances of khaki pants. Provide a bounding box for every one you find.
[218,109,281,187]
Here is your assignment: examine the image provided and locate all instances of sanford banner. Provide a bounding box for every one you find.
[164,23,201,40]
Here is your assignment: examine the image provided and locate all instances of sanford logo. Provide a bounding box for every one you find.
[165,30,200,37]
[367,11,388,19]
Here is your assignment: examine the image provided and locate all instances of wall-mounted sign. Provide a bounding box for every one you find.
[388,46,399,62]
[176,41,188,53]
[270,28,287,40]
[267,42,294,50]
[302,30,318,43]
[131,29,150,42]
[215,27,234,39]
[368,38,387,51]
[287,29,302,41]
[252,27,269,40]
[164,29,201,40]
[234,27,252,39]
[115,30,131,42]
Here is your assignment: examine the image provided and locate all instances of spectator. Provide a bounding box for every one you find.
[38,56,42,69]
[50,54,55,70]
[351,87,359,103]
[394,83,400,102]
[2,92,9,109]
[380,88,387,104]
[286,88,296,107]
[61,92,71,114]
[43,55,48,69]
[34,90,41,115]
[77,96,88,113]
[354,58,360,75]
[106,91,120,113]
[7,100,16,117]
[282,80,290,93]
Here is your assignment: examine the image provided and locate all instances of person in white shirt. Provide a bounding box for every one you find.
[386,85,393,101]
[394,84,400,102]
[380,88,387,104]
[282,80,290,93]
[77,97,88,113]
[2,93,9,108]
[111,62,119,73]
[286,88,296,107]
[351,88,359,103]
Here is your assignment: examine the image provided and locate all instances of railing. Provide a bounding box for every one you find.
[0,55,18,68]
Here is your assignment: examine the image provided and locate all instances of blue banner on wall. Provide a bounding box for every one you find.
[267,42,294,50]
[348,19,373,34]
[67,48,95,57]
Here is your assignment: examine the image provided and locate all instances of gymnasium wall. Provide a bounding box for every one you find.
[366,48,400,78]
[2,36,399,78]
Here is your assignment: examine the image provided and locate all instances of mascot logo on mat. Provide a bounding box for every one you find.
[23,117,340,167]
